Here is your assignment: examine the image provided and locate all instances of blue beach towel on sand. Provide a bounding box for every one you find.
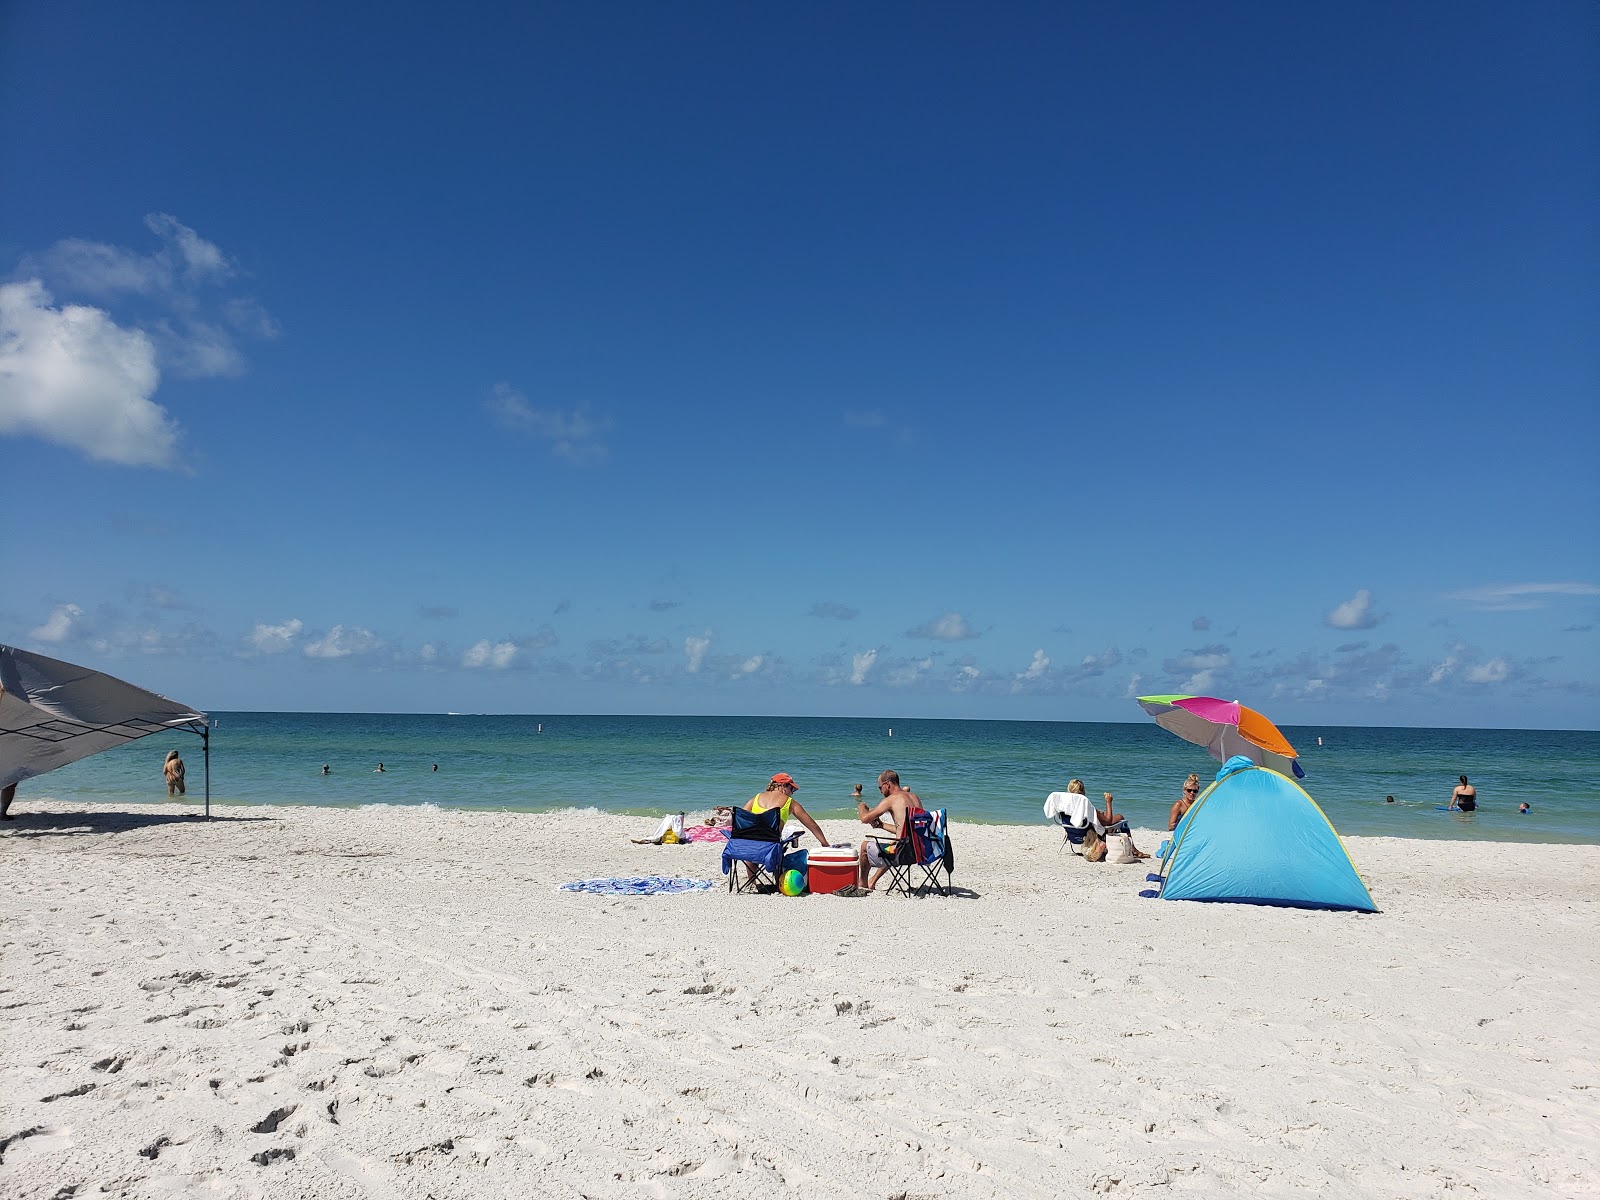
[558,876,712,896]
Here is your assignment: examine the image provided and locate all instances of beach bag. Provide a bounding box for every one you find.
[1084,833,1107,863]
[1107,832,1139,865]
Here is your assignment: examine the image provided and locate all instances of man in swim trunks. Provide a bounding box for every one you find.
[856,769,918,891]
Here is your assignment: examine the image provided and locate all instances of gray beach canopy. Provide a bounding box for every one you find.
[0,645,210,813]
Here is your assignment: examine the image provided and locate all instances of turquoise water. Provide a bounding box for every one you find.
[25,712,1600,844]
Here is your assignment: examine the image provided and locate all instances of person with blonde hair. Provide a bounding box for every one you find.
[1168,773,1202,831]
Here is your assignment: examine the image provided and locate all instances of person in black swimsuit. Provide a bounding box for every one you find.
[1450,775,1477,812]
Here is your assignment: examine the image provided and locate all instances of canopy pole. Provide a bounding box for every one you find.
[203,723,211,820]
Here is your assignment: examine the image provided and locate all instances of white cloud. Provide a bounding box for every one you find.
[1013,649,1051,689]
[1449,582,1600,612]
[1123,672,1146,700]
[906,612,979,641]
[0,280,174,467]
[32,213,232,299]
[849,649,878,685]
[488,382,613,465]
[1079,647,1122,675]
[463,639,518,669]
[684,633,711,673]
[1464,657,1510,684]
[1326,589,1381,631]
[249,618,303,653]
[304,625,382,659]
[419,643,437,662]
[1426,643,1465,686]
[153,318,246,379]
[4,216,276,467]
[886,657,934,687]
[734,655,764,676]
[953,664,981,691]
[144,212,231,284]
[30,603,83,643]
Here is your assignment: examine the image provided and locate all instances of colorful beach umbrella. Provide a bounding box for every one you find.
[1136,694,1305,779]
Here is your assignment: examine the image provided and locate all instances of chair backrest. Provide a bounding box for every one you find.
[730,806,784,843]
[915,808,945,864]
[905,807,937,864]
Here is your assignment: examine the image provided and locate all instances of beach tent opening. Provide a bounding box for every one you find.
[1,645,212,816]
[1149,755,1376,912]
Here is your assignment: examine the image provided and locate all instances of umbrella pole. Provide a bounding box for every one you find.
[203,723,211,820]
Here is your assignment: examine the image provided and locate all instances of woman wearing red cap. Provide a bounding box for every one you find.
[746,773,830,846]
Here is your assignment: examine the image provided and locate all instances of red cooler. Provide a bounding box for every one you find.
[807,847,858,894]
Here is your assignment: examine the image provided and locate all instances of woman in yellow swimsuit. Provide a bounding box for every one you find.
[746,772,830,845]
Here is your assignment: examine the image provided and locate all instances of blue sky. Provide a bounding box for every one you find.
[1,1,1595,728]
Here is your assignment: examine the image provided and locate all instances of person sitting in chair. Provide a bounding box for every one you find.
[738,774,829,887]
[856,769,918,891]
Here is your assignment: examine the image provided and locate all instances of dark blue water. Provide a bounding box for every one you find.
[27,713,1600,844]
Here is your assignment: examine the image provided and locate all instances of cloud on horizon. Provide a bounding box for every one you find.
[684,632,711,673]
[249,618,303,654]
[304,624,382,659]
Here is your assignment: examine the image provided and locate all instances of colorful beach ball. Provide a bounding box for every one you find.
[779,869,807,896]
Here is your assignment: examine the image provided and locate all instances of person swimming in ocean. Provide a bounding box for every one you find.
[1449,775,1476,812]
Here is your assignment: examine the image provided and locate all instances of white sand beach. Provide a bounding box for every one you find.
[3,800,1596,1199]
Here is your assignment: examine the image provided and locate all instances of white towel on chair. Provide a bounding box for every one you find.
[1044,791,1104,835]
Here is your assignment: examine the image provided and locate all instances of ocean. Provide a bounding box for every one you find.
[24,712,1600,844]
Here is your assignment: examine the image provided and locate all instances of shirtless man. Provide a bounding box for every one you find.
[856,769,919,890]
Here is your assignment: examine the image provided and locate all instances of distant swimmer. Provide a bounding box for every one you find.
[321,764,330,775]
[1519,802,1530,814]
[375,763,386,773]
[1385,795,1395,804]
[432,763,438,772]
[1448,775,1476,812]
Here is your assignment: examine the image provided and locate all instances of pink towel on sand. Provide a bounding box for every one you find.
[686,824,730,843]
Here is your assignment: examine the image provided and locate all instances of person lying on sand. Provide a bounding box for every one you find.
[632,812,689,845]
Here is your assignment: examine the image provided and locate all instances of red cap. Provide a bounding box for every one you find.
[770,772,799,789]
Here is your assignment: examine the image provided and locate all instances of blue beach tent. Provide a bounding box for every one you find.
[1151,756,1377,912]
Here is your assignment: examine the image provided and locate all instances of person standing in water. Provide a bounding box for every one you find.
[164,750,186,796]
[1449,775,1477,812]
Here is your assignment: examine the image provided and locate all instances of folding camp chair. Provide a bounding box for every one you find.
[720,806,803,893]
[1054,811,1091,855]
[876,808,953,897]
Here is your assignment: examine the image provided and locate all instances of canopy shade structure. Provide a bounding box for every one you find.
[1,645,212,816]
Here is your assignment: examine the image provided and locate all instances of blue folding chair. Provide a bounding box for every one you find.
[1054,811,1090,854]
[881,808,954,897]
[720,806,803,893]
